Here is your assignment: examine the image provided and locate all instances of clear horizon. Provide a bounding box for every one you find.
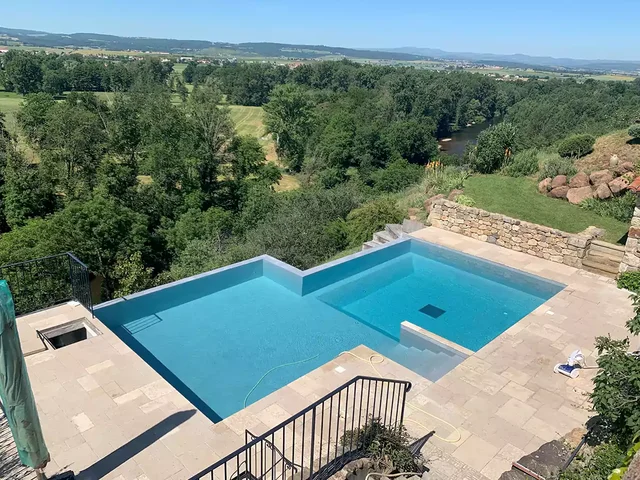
[3,0,640,61]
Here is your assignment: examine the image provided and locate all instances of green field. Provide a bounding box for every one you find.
[464,175,629,244]
[0,91,23,132]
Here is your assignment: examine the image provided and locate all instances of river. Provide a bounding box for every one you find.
[438,121,492,157]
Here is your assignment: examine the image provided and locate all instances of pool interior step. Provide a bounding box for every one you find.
[386,342,462,382]
[582,239,625,278]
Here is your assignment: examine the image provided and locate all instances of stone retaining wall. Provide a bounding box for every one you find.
[620,198,640,273]
[428,199,593,268]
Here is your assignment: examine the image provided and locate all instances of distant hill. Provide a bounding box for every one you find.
[0,26,431,61]
[380,47,640,73]
[2,25,639,72]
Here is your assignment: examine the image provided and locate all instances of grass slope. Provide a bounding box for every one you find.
[227,105,299,192]
[577,129,640,172]
[464,175,629,244]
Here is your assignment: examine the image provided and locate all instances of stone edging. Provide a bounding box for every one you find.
[427,199,593,268]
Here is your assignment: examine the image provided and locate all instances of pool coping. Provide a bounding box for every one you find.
[94,234,564,312]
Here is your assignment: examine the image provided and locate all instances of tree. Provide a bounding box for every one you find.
[112,252,153,298]
[629,124,640,141]
[4,52,43,94]
[371,158,424,192]
[3,146,57,228]
[176,78,189,102]
[17,93,56,145]
[42,69,68,96]
[165,207,233,255]
[39,99,107,198]
[187,79,235,204]
[264,84,315,171]
[385,119,439,164]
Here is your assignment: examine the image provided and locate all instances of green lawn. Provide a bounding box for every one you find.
[464,175,629,244]
[0,91,23,132]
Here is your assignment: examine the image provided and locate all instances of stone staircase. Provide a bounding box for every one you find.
[362,220,425,250]
[582,239,625,278]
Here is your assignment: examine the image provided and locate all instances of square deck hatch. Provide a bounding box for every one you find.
[39,318,101,350]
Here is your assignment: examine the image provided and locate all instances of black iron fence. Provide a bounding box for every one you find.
[190,375,412,480]
[0,252,93,316]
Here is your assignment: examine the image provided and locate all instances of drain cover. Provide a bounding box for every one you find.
[419,304,445,318]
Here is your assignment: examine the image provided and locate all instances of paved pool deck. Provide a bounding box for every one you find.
[3,226,636,480]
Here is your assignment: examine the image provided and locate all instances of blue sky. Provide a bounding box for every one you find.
[4,0,639,60]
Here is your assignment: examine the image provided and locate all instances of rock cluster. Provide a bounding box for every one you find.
[538,162,636,204]
[428,199,593,267]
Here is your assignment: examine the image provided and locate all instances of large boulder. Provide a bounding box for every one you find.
[596,183,612,200]
[567,186,595,204]
[615,161,635,176]
[590,169,614,186]
[548,186,570,199]
[609,176,630,195]
[424,194,445,213]
[551,175,568,188]
[569,172,590,188]
[538,178,552,193]
[448,189,464,201]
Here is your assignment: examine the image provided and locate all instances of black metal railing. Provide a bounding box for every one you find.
[0,252,93,316]
[190,375,412,480]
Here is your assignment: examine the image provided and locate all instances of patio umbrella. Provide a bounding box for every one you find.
[0,279,49,473]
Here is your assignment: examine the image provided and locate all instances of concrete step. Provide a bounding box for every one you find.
[591,239,626,253]
[589,240,624,258]
[401,219,425,234]
[582,257,620,275]
[373,231,395,244]
[385,224,403,240]
[362,240,382,251]
[586,249,624,263]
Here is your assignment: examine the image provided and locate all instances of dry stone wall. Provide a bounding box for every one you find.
[620,197,640,273]
[428,199,593,268]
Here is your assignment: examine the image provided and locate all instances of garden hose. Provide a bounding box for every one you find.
[243,353,320,408]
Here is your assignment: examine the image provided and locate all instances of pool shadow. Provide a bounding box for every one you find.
[75,410,196,480]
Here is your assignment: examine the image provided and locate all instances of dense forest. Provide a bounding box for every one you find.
[1,51,640,301]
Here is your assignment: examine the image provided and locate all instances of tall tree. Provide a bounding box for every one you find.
[4,51,43,94]
[264,84,315,171]
[187,78,234,205]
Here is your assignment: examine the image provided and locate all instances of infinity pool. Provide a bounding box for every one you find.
[96,238,564,421]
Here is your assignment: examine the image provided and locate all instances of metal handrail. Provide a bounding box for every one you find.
[190,375,412,480]
[0,252,93,316]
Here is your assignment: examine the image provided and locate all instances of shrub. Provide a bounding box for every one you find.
[629,124,640,140]
[617,271,640,291]
[557,134,596,158]
[465,122,518,173]
[423,163,470,196]
[538,154,577,180]
[455,195,476,207]
[345,197,404,246]
[372,158,424,193]
[502,149,540,177]
[559,442,626,480]
[341,419,424,473]
[580,191,636,223]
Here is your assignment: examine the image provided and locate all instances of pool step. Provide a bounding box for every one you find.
[387,343,459,382]
[373,231,395,244]
[362,240,382,251]
[385,224,404,240]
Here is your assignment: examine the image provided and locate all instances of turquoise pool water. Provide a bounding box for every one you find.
[96,239,564,421]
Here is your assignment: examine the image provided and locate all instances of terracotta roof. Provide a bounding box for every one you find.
[629,176,640,193]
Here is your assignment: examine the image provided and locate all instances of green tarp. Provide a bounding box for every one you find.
[0,279,49,469]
